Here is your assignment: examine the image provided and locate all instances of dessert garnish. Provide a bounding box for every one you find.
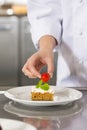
[36,73,50,90]
[31,72,54,101]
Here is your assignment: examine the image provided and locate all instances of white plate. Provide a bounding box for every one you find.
[4,86,83,106]
[0,118,37,130]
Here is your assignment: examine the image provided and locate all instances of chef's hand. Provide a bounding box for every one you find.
[22,35,57,78]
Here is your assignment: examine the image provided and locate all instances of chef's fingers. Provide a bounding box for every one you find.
[47,59,54,78]
[22,60,41,78]
[22,63,37,78]
[29,65,41,78]
[25,69,37,78]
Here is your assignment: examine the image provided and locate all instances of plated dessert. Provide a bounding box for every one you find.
[31,73,54,101]
[31,87,54,101]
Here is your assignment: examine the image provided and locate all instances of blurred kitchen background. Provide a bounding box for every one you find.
[0,0,58,87]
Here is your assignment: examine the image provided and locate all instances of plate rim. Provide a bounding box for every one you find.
[4,86,83,106]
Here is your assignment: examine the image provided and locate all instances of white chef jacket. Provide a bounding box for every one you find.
[27,0,87,87]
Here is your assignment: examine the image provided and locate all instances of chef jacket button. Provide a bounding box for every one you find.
[79,32,83,36]
[79,59,83,64]
[79,0,83,3]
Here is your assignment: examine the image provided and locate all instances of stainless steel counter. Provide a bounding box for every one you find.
[0,87,87,130]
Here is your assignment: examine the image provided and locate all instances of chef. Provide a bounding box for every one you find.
[22,0,87,87]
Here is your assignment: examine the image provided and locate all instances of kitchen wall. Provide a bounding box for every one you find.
[0,1,58,87]
[0,15,58,86]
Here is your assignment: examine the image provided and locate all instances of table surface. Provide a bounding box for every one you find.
[0,86,87,130]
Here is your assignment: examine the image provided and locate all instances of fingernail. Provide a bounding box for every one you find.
[49,73,53,78]
[36,73,41,79]
[24,73,27,76]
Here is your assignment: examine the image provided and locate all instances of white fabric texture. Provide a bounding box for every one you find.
[27,0,87,87]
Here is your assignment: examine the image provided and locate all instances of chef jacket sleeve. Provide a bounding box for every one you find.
[27,0,62,51]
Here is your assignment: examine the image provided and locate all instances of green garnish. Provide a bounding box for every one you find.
[36,80,50,91]
[41,83,49,90]
[36,80,43,88]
